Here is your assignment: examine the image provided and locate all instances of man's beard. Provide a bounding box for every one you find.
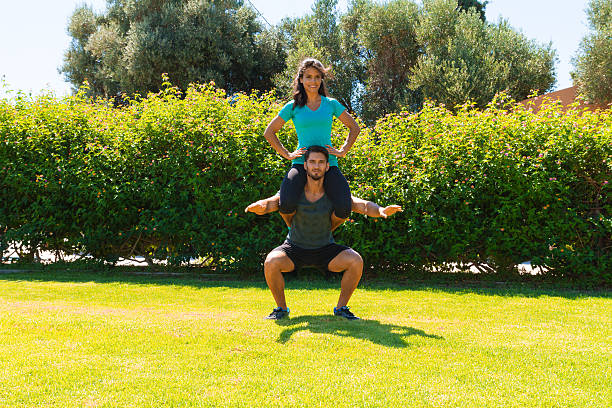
[307,173,323,181]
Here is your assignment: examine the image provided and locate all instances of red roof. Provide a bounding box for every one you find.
[519,86,608,113]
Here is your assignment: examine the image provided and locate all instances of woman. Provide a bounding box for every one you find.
[263,58,360,227]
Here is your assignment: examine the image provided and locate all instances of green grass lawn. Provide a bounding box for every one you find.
[0,270,610,407]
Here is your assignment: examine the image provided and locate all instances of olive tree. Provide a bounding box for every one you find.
[60,0,286,97]
[572,0,612,105]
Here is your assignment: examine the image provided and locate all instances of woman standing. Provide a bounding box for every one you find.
[263,58,360,227]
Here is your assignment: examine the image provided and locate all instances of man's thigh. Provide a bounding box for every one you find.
[266,250,296,273]
[327,248,362,272]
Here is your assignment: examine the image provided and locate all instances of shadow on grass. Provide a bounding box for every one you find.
[0,266,610,299]
[274,314,443,348]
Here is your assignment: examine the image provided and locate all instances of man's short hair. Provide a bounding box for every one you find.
[304,145,329,163]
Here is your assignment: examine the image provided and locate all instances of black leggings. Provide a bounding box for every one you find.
[279,164,352,219]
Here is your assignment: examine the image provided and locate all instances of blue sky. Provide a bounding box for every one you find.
[0,0,591,98]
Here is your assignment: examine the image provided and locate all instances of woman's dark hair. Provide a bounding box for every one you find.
[292,58,331,109]
[304,145,329,163]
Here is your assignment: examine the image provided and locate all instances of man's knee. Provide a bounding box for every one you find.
[343,248,362,263]
[350,250,364,273]
[264,252,281,270]
[330,248,363,273]
[264,251,292,272]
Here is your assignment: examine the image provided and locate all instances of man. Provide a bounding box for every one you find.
[245,145,402,320]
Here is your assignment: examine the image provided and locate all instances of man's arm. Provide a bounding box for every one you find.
[351,195,403,218]
[244,194,280,215]
[245,194,402,218]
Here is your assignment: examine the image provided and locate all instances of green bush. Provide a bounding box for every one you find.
[0,84,610,282]
[344,95,611,281]
[0,81,291,271]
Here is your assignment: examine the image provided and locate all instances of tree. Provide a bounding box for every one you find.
[60,0,286,97]
[336,0,370,113]
[456,0,487,20]
[357,0,422,121]
[572,0,612,105]
[409,0,556,110]
[60,5,114,97]
[489,20,557,101]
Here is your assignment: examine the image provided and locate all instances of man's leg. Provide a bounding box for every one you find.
[327,249,363,309]
[264,250,295,310]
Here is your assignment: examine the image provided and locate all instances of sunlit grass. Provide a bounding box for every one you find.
[0,271,610,407]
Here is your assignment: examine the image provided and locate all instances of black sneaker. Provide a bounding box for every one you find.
[334,306,359,320]
[266,307,290,320]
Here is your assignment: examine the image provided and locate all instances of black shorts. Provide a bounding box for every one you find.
[273,240,350,271]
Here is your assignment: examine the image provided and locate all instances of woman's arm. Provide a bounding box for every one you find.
[263,116,305,161]
[326,111,360,158]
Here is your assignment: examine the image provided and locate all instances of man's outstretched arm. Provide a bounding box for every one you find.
[245,194,403,218]
[244,194,280,215]
[350,196,403,218]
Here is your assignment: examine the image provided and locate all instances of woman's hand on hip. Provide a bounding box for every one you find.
[286,147,307,160]
[325,144,347,158]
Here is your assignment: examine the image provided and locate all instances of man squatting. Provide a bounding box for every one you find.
[245,145,402,320]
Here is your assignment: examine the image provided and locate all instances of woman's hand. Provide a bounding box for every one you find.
[325,144,347,158]
[286,147,307,160]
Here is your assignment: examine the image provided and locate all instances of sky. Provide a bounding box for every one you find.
[0,0,591,98]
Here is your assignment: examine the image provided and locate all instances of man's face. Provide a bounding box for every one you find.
[304,152,329,181]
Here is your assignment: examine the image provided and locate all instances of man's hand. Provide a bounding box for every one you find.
[244,195,280,215]
[351,196,402,218]
[244,200,268,215]
[378,205,403,218]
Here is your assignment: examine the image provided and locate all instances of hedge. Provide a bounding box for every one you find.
[0,82,610,281]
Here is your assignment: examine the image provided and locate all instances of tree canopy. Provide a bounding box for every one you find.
[60,0,286,97]
[572,0,612,105]
[410,0,556,110]
[61,0,558,119]
[456,0,488,20]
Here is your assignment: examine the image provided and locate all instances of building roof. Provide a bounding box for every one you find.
[519,86,608,113]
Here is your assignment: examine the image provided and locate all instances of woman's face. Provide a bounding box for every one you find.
[300,67,322,93]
